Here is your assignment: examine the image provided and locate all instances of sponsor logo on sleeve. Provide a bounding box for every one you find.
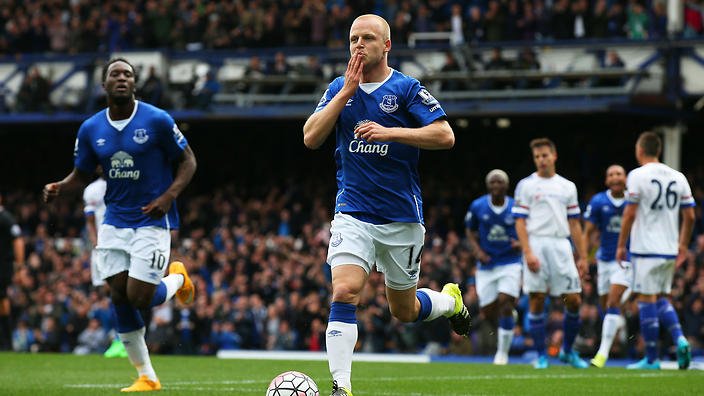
[418,89,438,105]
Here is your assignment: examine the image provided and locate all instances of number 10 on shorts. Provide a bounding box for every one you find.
[151,252,166,270]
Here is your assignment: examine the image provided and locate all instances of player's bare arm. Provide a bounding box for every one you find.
[142,144,197,219]
[356,119,454,150]
[303,53,364,149]
[86,213,98,248]
[676,206,695,268]
[583,221,599,262]
[466,229,490,264]
[42,167,93,203]
[616,203,637,266]
[515,217,539,272]
[568,218,589,279]
[13,235,24,268]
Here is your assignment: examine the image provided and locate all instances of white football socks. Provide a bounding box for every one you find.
[597,313,621,358]
[162,273,184,302]
[417,288,456,321]
[497,327,514,356]
[326,321,357,391]
[119,327,157,381]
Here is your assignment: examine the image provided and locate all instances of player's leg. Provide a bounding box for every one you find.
[377,222,468,334]
[328,263,368,396]
[494,263,521,365]
[326,213,376,396]
[527,292,548,368]
[0,296,11,350]
[476,266,499,355]
[655,259,690,369]
[548,239,587,368]
[592,283,628,367]
[627,257,662,370]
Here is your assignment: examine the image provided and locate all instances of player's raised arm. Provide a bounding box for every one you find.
[42,167,93,203]
[142,144,197,219]
[303,53,364,149]
[355,118,454,150]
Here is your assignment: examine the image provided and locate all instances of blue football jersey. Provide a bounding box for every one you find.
[584,190,627,261]
[315,69,446,223]
[465,195,521,269]
[73,101,188,229]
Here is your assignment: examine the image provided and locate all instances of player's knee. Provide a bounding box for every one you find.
[564,294,581,311]
[331,283,362,304]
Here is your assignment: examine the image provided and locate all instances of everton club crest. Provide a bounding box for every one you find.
[133,129,149,144]
[379,95,398,113]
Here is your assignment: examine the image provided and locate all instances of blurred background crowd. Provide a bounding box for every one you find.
[2,0,704,57]
[2,157,704,359]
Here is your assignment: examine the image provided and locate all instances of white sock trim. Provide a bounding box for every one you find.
[162,273,184,302]
[119,327,157,381]
[418,288,455,321]
[497,327,514,356]
[326,321,357,391]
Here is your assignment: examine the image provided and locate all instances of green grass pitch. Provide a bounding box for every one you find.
[0,352,702,395]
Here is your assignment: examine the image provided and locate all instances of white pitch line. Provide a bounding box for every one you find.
[64,371,683,390]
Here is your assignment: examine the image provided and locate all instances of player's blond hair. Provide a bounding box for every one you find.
[485,169,509,185]
[352,14,391,42]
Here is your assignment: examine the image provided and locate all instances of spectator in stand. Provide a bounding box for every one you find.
[518,2,538,41]
[73,318,109,355]
[47,13,68,53]
[195,71,221,111]
[484,1,506,42]
[591,0,610,39]
[464,6,484,43]
[627,2,650,39]
[651,1,669,39]
[684,0,704,38]
[552,0,573,40]
[15,67,51,113]
[140,66,164,108]
[572,0,589,39]
[505,0,521,41]
[608,2,627,37]
[242,55,268,94]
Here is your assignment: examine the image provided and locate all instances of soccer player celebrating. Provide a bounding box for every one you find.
[303,14,470,396]
[465,169,521,365]
[617,132,695,370]
[512,138,589,369]
[43,58,197,391]
[584,165,633,368]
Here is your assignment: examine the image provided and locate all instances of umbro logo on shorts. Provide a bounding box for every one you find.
[327,330,342,337]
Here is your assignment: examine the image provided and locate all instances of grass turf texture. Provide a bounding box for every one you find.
[0,352,702,395]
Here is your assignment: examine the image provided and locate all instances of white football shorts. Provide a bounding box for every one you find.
[631,256,675,295]
[476,263,522,307]
[523,235,581,296]
[327,213,425,290]
[597,259,633,297]
[96,224,171,285]
[90,249,105,287]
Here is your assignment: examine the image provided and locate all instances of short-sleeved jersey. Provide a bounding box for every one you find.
[626,162,695,257]
[585,190,627,261]
[74,101,187,229]
[315,69,446,223]
[512,173,580,238]
[465,195,521,268]
[83,178,107,228]
[0,207,21,265]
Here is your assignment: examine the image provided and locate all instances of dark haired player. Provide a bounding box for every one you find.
[43,58,197,391]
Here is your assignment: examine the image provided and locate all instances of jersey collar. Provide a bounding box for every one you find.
[606,189,626,207]
[105,100,139,131]
[358,69,394,94]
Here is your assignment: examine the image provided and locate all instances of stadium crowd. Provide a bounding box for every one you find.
[3,163,704,359]
[1,0,704,57]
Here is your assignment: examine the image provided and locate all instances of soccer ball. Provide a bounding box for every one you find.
[265,371,320,396]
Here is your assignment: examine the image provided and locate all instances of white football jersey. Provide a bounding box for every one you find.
[512,173,580,238]
[83,178,107,229]
[626,162,695,256]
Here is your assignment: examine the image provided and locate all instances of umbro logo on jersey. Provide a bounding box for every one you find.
[96,138,106,146]
[133,128,149,144]
[379,95,398,113]
[346,98,353,106]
